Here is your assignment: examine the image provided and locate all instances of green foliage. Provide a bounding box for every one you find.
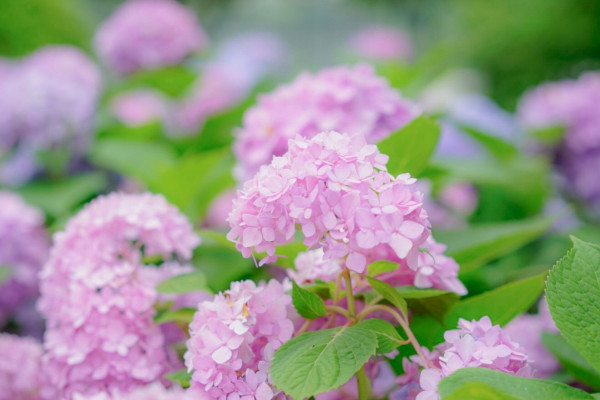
[270,324,377,399]
[0,266,12,286]
[377,115,440,177]
[117,66,197,98]
[16,172,107,219]
[459,124,519,161]
[444,272,546,327]
[367,260,398,276]
[163,369,192,388]
[546,237,600,375]
[438,368,593,400]
[291,281,327,319]
[357,318,406,353]
[156,272,210,294]
[365,276,407,315]
[542,333,600,390]
[434,216,553,274]
[154,307,196,325]
[400,289,459,322]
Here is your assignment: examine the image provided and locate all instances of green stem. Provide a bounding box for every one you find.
[356,364,371,400]
[343,268,356,320]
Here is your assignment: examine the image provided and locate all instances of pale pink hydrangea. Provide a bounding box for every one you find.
[348,26,413,61]
[395,316,532,400]
[0,191,49,330]
[504,299,559,378]
[203,190,237,230]
[234,64,418,181]
[0,334,51,400]
[185,279,295,400]
[228,131,430,274]
[110,90,168,127]
[38,192,201,399]
[0,46,101,185]
[95,0,208,75]
[287,249,343,284]
[72,383,209,400]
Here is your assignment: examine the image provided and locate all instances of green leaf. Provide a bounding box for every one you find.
[89,139,176,186]
[377,115,440,177]
[546,237,600,375]
[367,260,398,276]
[156,272,210,294]
[439,368,593,400]
[270,241,309,269]
[270,325,377,399]
[154,307,196,325]
[434,216,553,274]
[291,281,327,319]
[542,333,600,390]
[530,125,565,146]
[16,172,107,218]
[365,276,408,315]
[460,124,519,161]
[153,149,235,221]
[444,272,546,327]
[0,266,12,286]
[400,289,459,322]
[356,318,406,353]
[121,66,197,97]
[163,369,192,388]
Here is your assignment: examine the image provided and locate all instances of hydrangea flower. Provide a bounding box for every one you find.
[0,191,49,331]
[95,0,208,75]
[395,316,532,400]
[287,248,343,285]
[109,89,168,127]
[72,383,208,400]
[0,46,101,185]
[518,72,600,209]
[233,64,418,181]
[348,26,413,61]
[38,192,201,398]
[185,279,295,400]
[228,131,430,274]
[504,299,559,378]
[0,334,52,400]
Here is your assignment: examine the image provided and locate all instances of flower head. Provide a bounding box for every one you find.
[95,0,208,75]
[38,192,201,398]
[348,26,413,61]
[234,64,418,181]
[185,279,295,400]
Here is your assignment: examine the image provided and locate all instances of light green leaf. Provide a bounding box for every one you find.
[121,66,197,97]
[291,281,327,319]
[365,276,408,315]
[89,139,176,186]
[163,369,192,388]
[270,325,377,399]
[154,307,196,325]
[460,124,519,161]
[444,272,546,327]
[530,125,565,146]
[434,216,553,274]
[356,318,406,353]
[439,368,593,400]
[542,333,600,390]
[271,241,309,269]
[546,237,600,375]
[16,172,107,218]
[367,260,398,277]
[377,115,440,177]
[156,272,210,294]
[0,266,12,285]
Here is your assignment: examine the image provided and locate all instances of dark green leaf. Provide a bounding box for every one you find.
[291,281,327,319]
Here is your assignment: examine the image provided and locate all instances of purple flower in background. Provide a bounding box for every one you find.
[0,46,101,185]
[110,89,169,127]
[233,63,419,181]
[518,72,600,210]
[348,26,413,62]
[0,334,53,400]
[95,0,208,75]
[0,192,49,333]
[171,32,288,136]
[504,299,560,378]
[38,192,202,399]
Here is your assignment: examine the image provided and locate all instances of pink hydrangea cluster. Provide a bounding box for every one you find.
[38,192,201,398]
[395,316,532,400]
[228,131,430,273]
[72,383,206,400]
[185,279,295,400]
[233,64,418,181]
[518,72,600,208]
[416,180,478,229]
[110,89,168,127]
[0,46,101,185]
[348,26,413,62]
[504,298,559,378]
[0,334,52,400]
[95,0,208,75]
[287,248,343,284]
[0,191,49,330]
